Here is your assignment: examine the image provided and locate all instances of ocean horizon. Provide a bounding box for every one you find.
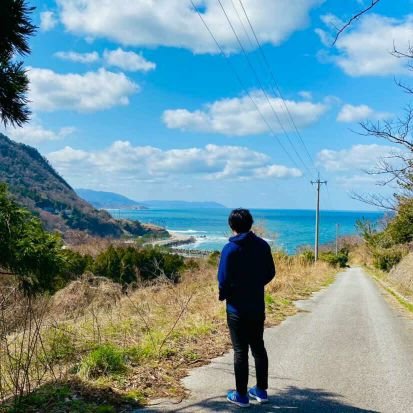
[108,208,386,254]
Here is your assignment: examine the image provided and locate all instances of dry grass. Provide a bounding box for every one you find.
[350,238,413,305]
[375,252,413,303]
[51,274,123,319]
[387,252,413,299]
[0,254,337,410]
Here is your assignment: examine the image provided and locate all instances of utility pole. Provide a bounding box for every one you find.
[335,223,340,255]
[311,175,327,261]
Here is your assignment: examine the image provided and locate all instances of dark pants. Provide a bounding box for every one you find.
[227,312,268,395]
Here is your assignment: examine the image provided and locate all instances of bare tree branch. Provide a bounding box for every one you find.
[360,108,413,152]
[350,192,397,211]
[351,97,413,209]
[333,0,382,45]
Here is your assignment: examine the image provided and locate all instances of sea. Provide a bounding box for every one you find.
[108,208,386,254]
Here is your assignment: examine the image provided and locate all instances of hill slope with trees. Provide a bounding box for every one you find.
[0,133,158,237]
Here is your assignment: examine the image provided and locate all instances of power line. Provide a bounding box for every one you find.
[238,0,315,167]
[217,0,313,177]
[229,0,255,50]
[238,0,316,169]
[189,0,303,172]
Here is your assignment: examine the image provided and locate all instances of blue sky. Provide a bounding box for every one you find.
[3,0,412,209]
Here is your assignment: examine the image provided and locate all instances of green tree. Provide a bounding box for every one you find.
[120,248,137,284]
[0,183,64,294]
[0,0,36,127]
[92,245,184,284]
[386,198,413,244]
[60,249,93,282]
[93,245,121,281]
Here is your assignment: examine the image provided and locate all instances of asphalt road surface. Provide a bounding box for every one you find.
[141,267,413,412]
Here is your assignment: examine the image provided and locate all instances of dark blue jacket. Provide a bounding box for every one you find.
[218,231,276,315]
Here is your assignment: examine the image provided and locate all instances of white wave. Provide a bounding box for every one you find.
[168,229,207,234]
[171,234,228,250]
[198,235,228,242]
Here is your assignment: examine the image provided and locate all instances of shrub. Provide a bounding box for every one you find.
[299,248,315,264]
[95,407,116,413]
[135,247,184,282]
[372,245,409,272]
[185,258,200,271]
[92,246,184,284]
[62,249,93,277]
[357,201,412,271]
[93,245,121,281]
[319,250,348,268]
[44,327,76,363]
[78,344,126,379]
[207,251,220,267]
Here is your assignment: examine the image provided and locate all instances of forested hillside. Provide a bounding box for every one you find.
[0,133,154,237]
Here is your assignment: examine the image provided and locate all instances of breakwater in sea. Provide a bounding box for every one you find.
[148,234,197,248]
[171,248,212,258]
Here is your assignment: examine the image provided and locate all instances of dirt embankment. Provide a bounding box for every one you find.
[387,252,413,301]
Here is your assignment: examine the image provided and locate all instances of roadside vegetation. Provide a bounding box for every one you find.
[0,252,337,412]
[355,199,412,272]
[348,197,413,312]
[345,196,413,312]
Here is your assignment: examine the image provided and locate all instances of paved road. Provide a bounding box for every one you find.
[142,267,413,412]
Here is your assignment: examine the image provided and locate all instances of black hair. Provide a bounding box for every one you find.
[228,208,253,233]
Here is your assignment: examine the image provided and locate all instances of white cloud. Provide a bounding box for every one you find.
[55,51,100,64]
[103,49,156,72]
[56,0,324,54]
[54,48,156,72]
[298,91,313,100]
[317,144,399,172]
[335,174,379,189]
[40,11,57,31]
[3,123,75,144]
[28,68,139,112]
[48,141,302,184]
[252,164,302,179]
[317,14,413,76]
[337,104,392,123]
[49,146,89,162]
[163,91,327,136]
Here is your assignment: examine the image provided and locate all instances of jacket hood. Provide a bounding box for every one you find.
[229,231,256,246]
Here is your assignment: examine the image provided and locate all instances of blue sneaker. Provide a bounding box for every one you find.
[227,390,250,407]
[248,386,268,403]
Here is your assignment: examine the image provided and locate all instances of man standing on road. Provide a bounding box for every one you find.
[218,208,276,407]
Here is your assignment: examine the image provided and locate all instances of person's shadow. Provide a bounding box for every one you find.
[143,386,379,412]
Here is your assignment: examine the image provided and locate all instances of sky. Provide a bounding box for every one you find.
[3,0,413,210]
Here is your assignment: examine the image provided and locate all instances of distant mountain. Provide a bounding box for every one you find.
[76,189,226,210]
[76,189,146,209]
[140,200,227,209]
[0,134,162,238]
